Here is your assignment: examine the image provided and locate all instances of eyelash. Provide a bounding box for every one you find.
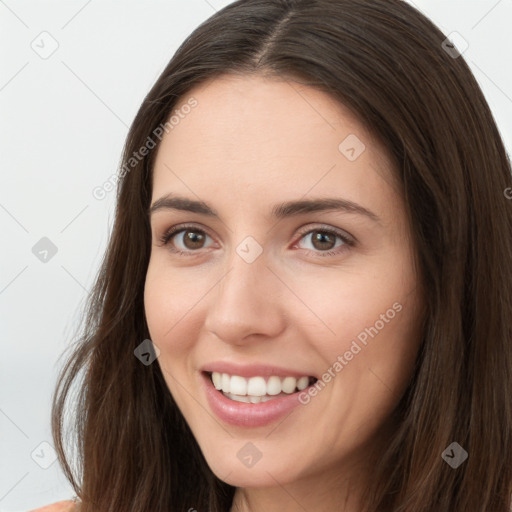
[157,223,355,258]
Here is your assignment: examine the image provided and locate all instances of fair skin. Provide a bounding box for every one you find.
[144,73,425,512]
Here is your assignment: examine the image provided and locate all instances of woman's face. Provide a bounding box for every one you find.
[144,74,424,492]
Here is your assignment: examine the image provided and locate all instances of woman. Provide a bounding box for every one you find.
[33,0,512,510]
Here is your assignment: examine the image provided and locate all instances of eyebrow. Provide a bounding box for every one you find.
[148,194,381,224]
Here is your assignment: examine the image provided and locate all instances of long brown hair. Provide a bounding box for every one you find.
[51,1,512,510]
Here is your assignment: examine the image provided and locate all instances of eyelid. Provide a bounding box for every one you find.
[157,222,356,256]
[157,222,216,248]
[294,223,356,246]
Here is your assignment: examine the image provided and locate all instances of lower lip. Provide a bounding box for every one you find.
[201,372,307,428]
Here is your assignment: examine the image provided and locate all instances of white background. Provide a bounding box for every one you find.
[1,1,511,510]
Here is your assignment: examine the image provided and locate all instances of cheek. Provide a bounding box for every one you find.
[144,266,198,408]
[323,289,422,415]
[293,268,410,342]
[290,254,421,386]
[143,261,199,356]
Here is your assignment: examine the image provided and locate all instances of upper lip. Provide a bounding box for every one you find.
[201,361,317,379]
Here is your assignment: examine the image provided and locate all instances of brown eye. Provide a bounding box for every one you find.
[309,231,337,251]
[295,226,355,258]
[181,229,207,250]
[159,225,214,255]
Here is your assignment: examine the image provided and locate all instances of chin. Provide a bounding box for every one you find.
[196,435,306,488]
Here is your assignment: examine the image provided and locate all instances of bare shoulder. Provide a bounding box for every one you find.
[28,500,78,512]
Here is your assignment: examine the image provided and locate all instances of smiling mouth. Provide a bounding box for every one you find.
[205,371,318,404]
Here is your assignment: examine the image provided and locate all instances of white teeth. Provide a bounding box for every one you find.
[223,393,281,404]
[210,371,314,401]
[297,376,309,391]
[282,376,297,394]
[247,376,267,396]
[221,373,231,393]
[230,375,248,395]
[224,393,251,403]
[212,372,222,390]
[266,376,282,395]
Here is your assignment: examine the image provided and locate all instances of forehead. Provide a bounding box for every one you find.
[151,73,400,224]
[168,73,379,159]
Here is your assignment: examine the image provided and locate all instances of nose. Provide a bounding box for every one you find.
[203,249,287,346]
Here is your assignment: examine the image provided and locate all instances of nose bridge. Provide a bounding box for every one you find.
[218,242,272,309]
[204,238,286,342]
[217,228,269,294]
